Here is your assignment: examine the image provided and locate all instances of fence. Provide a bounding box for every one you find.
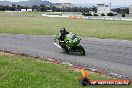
[85,16,132,21]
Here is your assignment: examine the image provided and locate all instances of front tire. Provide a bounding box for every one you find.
[78,45,85,55]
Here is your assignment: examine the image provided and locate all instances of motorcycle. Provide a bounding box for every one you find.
[54,33,85,55]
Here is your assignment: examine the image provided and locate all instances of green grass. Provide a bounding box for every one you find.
[0,12,132,40]
[0,11,43,17]
[0,55,131,88]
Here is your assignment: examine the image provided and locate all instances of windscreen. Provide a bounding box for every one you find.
[67,34,77,40]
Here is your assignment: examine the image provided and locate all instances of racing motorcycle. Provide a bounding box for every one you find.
[54,33,85,55]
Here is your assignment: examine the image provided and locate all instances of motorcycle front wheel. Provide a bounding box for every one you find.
[78,45,85,55]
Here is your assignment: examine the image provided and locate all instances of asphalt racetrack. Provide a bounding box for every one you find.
[0,33,132,77]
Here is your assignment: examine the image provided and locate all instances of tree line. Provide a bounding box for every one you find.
[0,4,96,13]
[112,8,129,14]
[0,4,129,15]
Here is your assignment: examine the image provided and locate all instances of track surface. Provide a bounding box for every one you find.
[0,33,132,76]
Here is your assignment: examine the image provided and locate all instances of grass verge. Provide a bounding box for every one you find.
[0,54,131,88]
[0,12,132,40]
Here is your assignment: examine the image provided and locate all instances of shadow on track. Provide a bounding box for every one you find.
[60,51,87,56]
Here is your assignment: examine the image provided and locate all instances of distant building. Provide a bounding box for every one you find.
[129,5,132,14]
[47,10,52,12]
[97,3,111,15]
[21,9,27,12]
[53,3,75,9]
[27,9,32,12]
[20,9,32,12]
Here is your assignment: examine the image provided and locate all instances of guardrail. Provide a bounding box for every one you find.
[42,14,132,21]
[85,16,132,21]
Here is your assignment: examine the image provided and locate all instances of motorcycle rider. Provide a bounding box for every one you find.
[54,28,85,55]
[58,28,69,51]
[59,28,69,41]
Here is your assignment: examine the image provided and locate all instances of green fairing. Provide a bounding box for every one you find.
[54,32,85,55]
[64,33,80,47]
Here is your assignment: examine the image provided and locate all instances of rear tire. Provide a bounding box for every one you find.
[79,45,85,55]
[64,48,69,53]
[59,42,69,53]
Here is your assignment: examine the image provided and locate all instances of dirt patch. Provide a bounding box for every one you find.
[71,66,95,75]
[0,51,15,57]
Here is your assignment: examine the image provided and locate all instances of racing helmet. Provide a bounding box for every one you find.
[60,28,66,34]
